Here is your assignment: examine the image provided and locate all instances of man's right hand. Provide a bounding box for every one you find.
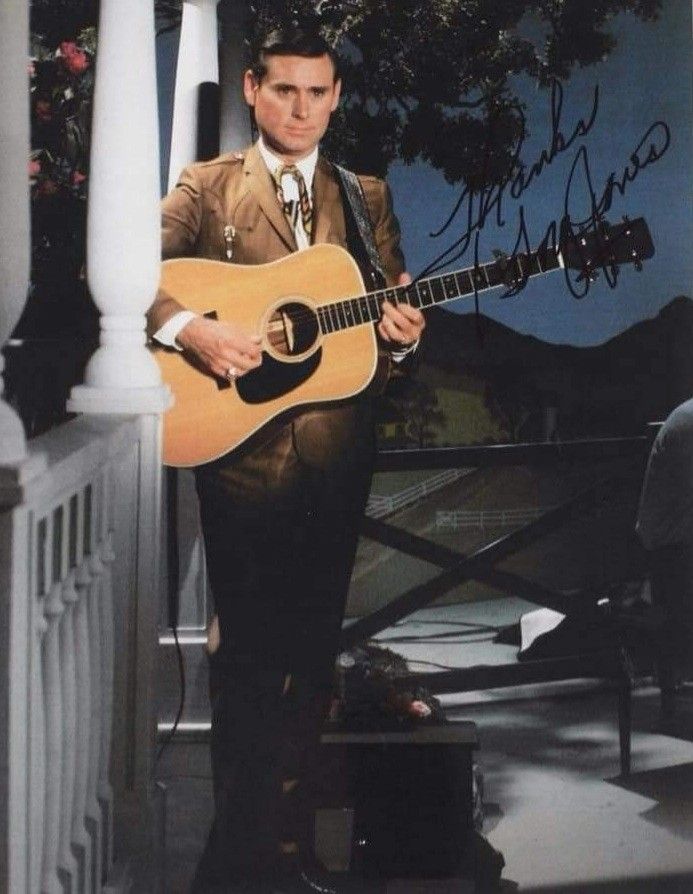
[176,316,263,380]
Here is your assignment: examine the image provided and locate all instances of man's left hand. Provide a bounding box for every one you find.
[377,272,426,350]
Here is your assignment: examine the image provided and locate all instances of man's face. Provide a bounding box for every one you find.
[243,53,341,162]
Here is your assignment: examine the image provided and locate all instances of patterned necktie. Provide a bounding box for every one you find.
[274,164,313,239]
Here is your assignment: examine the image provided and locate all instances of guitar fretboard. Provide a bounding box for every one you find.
[316,245,562,335]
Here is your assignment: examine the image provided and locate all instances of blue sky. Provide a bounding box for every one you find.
[389,0,692,346]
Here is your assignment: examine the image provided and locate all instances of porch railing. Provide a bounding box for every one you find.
[1,413,164,893]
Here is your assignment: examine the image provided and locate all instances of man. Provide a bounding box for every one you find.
[636,399,693,714]
[148,25,425,894]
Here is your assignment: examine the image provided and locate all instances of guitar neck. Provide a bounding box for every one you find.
[316,244,563,334]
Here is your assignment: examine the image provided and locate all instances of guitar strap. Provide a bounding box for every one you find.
[333,163,387,289]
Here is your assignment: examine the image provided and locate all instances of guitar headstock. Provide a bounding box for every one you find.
[561,216,654,276]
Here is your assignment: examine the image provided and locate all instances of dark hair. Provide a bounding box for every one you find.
[249,24,340,83]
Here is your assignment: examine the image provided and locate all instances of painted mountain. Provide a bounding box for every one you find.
[377,296,693,447]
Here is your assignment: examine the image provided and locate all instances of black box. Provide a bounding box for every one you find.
[320,722,478,878]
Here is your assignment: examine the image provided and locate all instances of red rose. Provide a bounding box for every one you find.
[35,99,52,122]
[38,179,59,197]
[28,159,41,178]
[59,41,89,76]
[72,170,87,186]
[65,50,89,75]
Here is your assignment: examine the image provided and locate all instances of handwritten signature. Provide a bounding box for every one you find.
[419,79,670,300]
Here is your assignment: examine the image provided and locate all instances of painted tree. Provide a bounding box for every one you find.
[482,363,542,442]
[397,379,448,447]
[37,0,662,186]
[249,0,661,183]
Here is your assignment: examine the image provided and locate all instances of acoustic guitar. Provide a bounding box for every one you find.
[153,217,653,467]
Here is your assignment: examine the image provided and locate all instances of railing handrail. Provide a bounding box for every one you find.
[374,435,649,472]
[1,415,141,509]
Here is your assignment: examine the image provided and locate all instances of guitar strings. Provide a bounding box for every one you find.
[269,243,563,335]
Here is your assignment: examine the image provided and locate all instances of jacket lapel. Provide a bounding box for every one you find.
[242,144,296,252]
[312,156,347,247]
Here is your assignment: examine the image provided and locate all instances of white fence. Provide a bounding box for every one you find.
[0,415,163,893]
[436,505,556,530]
[366,468,474,519]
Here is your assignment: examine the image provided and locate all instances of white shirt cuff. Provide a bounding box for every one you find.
[390,339,419,363]
[153,310,197,349]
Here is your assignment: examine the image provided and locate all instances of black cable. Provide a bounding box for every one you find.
[390,618,503,633]
[156,621,186,766]
[401,658,467,671]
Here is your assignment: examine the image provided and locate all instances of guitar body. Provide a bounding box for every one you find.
[153,243,378,467]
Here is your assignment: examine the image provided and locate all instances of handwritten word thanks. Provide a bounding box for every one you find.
[421,79,669,300]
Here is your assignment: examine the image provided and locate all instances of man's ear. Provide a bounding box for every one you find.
[243,69,258,107]
[330,78,342,112]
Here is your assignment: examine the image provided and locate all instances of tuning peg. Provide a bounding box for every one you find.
[622,215,632,237]
[576,266,600,284]
[632,253,643,272]
[493,249,520,288]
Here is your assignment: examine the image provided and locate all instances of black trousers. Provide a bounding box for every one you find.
[650,542,693,691]
[192,450,373,884]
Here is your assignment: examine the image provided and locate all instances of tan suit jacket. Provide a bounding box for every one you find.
[148,144,405,496]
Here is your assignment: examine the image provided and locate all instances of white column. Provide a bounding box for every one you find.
[0,0,30,463]
[68,0,170,417]
[66,4,170,888]
[0,7,49,893]
[167,0,221,191]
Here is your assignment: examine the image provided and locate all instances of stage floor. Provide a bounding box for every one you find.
[155,598,693,893]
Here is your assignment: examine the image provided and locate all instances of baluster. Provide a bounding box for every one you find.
[29,517,49,892]
[58,495,80,887]
[97,473,115,884]
[84,483,104,893]
[72,489,93,892]
[42,506,66,894]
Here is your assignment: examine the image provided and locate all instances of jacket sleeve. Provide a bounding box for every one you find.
[147,166,205,336]
[358,174,421,382]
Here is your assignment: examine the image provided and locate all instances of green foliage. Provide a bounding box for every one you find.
[483,363,542,442]
[31,0,99,44]
[29,28,96,281]
[155,0,185,35]
[34,0,662,189]
[251,0,661,182]
[388,378,448,447]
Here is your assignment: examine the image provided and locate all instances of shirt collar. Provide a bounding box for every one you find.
[257,136,318,192]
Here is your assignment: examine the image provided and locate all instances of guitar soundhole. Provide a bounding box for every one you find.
[266,301,319,358]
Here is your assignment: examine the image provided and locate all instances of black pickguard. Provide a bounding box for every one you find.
[232,349,322,404]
